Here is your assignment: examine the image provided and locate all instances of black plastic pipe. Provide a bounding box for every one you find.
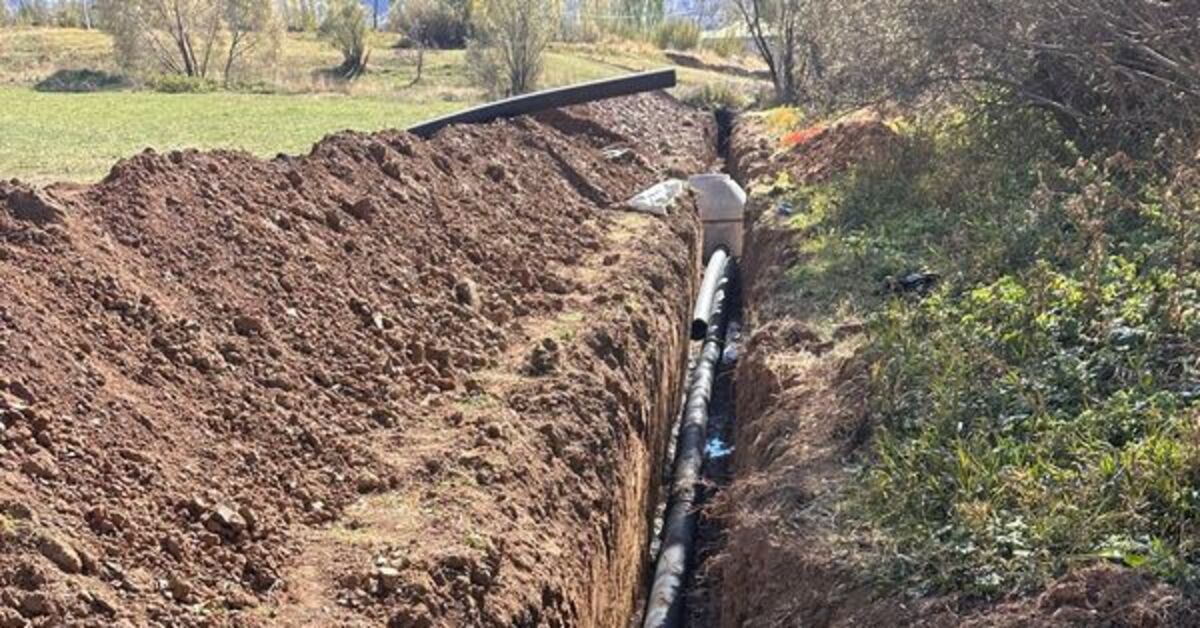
[690,248,729,341]
[406,69,677,138]
[643,260,734,628]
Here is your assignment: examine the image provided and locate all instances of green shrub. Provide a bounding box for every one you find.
[148,74,219,94]
[35,69,130,93]
[653,18,700,50]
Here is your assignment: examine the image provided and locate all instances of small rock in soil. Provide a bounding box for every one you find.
[484,163,506,182]
[356,472,384,494]
[0,607,24,627]
[20,453,60,481]
[453,279,479,310]
[232,315,265,337]
[215,504,246,529]
[18,591,56,618]
[160,535,184,561]
[346,198,378,222]
[166,574,193,603]
[82,589,118,615]
[375,566,401,594]
[390,603,434,628]
[37,535,82,574]
[224,590,257,610]
[4,186,65,225]
[528,338,560,375]
[0,500,34,522]
[238,505,258,531]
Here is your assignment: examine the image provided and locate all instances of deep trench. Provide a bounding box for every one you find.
[631,108,742,628]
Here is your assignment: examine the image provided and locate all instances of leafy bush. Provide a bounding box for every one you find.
[391,0,468,49]
[320,0,370,79]
[762,107,805,135]
[729,0,1200,149]
[34,69,131,93]
[653,18,700,50]
[148,75,219,93]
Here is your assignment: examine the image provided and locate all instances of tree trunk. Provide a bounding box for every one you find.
[412,45,424,85]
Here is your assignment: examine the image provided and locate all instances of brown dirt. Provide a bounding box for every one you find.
[0,92,716,627]
[706,114,1198,628]
[729,110,899,189]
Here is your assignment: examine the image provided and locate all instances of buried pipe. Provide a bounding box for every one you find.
[643,257,735,628]
[690,248,729,341]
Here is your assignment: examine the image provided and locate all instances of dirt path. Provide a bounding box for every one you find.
[0,93,715,627]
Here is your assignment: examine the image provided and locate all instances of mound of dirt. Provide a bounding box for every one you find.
[0,93,714,626]
[730,110,899,188]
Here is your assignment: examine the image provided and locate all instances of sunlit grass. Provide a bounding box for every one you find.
[0,86,461,182]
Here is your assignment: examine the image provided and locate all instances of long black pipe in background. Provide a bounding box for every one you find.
[406,69,677,138]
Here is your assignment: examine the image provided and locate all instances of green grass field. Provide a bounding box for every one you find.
[0,87,464,183]
[0,27,760,183]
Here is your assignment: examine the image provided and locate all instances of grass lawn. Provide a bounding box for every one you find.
[0,87,463,183]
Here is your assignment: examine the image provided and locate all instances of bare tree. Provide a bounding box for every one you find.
[223,0,283,85]
[733,0,1200,146]
[99,0,283,81]
[467,0,559,96]
[729,0,804,103]
[372,0,392,30]
[892,0,1200,146]
[99,0,223,77]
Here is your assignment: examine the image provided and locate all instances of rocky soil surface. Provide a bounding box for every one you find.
[0,93,715,627]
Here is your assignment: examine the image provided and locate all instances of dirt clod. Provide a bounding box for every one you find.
[37,535,81,574]
[2,183,65,225]
[453,279,479,309]
[206,503,248,538]
[527,338,561,375]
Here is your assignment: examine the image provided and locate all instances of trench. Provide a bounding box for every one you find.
[630,107,742,628]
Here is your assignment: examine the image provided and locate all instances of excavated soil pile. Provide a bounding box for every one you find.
[729,111,898,188]
[708,114,1196,627]
[0,93,714,627]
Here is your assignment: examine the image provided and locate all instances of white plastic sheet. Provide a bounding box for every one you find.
[624,179,686,217]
